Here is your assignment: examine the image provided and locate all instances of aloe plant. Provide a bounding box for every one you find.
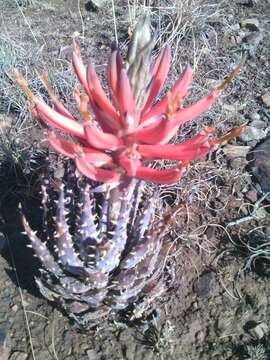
[18,16,243,326]
[22,163,177,326]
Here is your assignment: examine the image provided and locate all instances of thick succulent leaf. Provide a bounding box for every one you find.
[55,184,83,267]
[95,183,135,272]
[111,182,135,248]
[77,183,101,249]
[99,189,110,236]
[59,276,92,294]
[128,181,145,229]
[22,216,62,275]
[131,195,156,242]
[63,265,109,289]
[80,289,107,308]
[95,241,122,273]
[68,302,92,314]
[112,268,137,289]
[120,201,157,270]
[110,279,145,307]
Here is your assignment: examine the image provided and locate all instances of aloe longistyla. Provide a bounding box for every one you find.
[16,16,243,186]
[17,16,245,327]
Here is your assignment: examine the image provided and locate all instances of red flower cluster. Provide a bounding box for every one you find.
[16,45,243,184]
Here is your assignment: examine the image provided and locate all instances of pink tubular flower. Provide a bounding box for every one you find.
[16,44,243,185]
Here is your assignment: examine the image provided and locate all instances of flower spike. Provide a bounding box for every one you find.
[16,28,243,185]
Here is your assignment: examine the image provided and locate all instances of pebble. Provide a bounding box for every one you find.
[231,23,240,31]
[250,119,267,129]
[87,0,107,9]
[11,305,18,313]
[8,352,28,360]
[240,18,260,31]
[229,157,248,169]
[239,126,265,142]
[245,190,258,203]
[87,349,99,360]
[262,93,270,107]
[250,322,268,339]
[223,144,250,158]
[193,271,216,298]
[242,31,264,45]
[250,138,270,199]
[0,346,9,360]
[255,208,267,220]
[249,112,260,122]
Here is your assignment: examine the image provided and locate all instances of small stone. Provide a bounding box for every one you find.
[87,0,107,9]
[87,349,98,360]
[59,45,73,61]
[235,35,243,45]
[239,126,265,142]
[240,18,260,31]
[193,271,216,298]
[223,145,250,158]
[54,166,65,180]
[249,138,270,198]
[9,352,28,360]
[196,330,205,342]
[245,190,258,203]
[250,119,267,130]
[242,31,264,45]
[249,112,260,122]
[231,23,240,31]
[0,349,9,360]
[255,208,267,219]
[262,93,270,107]
[242,0,256,7]
[252,322,268,339]
[11,304,18,312]
[229,157,248,169]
